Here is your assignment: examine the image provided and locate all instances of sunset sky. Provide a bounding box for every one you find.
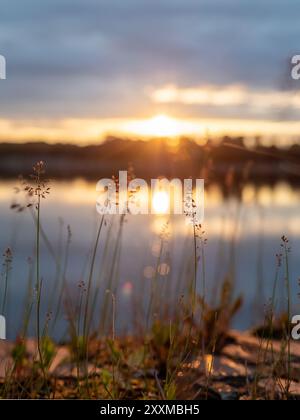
[0,0,300,144]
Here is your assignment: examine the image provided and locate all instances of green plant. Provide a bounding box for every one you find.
[1,248,12,315]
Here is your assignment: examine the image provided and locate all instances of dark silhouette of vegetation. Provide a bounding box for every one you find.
[0,137,300,185]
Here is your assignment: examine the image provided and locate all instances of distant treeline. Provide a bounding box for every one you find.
[0,136,300,185]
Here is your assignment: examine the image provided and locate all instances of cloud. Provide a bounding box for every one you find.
[0,0,299,121]
[150,84,300,119]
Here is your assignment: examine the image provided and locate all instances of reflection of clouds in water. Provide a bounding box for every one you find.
[242,184,256,204]
[51,179,98,206]
[0,182,16,201]
[0,179,300,336]
[1,180,300,241]
[190,210,300,239]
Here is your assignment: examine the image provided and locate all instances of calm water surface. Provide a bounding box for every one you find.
[0,179,299,339]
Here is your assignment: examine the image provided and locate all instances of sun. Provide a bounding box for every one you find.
[123,114,183,137]
[152,190,170,214]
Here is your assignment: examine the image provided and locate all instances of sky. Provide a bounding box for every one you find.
[0,0,300,143]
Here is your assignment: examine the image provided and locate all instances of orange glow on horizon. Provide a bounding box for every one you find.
[121,114,200,138]
[0,115,300,146]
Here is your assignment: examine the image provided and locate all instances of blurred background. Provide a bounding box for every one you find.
[0,0,300,338]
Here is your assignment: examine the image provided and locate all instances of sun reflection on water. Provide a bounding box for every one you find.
[0,180,299,239]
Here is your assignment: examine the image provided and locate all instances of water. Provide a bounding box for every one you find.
[0,178,299,340]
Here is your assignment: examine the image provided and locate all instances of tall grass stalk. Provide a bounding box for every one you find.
[20,258,34,338]
[51,225,72,330]
[251,251,282,399]
[1,248,12,315]
[83,215,105,351]
[34,166,44,376]
[146,234,165,331]
[90,217,113,330]
[282,236,291,396]
[100,214,125,334]
[192,221,197,315]
[28,161,50,389]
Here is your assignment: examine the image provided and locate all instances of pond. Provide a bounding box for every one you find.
[0,179,299,340]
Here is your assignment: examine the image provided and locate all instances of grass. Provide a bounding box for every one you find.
[1,248,12,315]
[0,161,299,400]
